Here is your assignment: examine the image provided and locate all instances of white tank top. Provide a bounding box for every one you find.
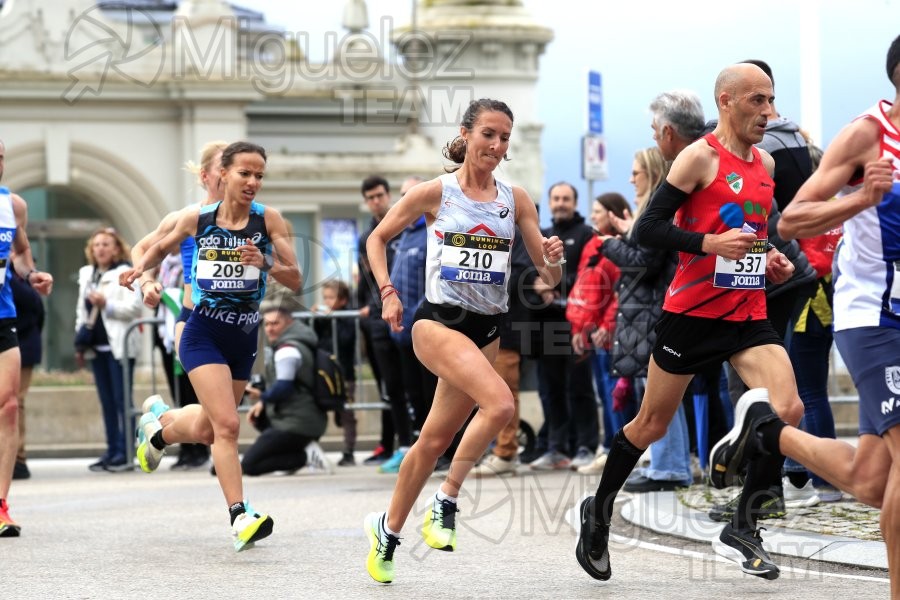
[833,100,900,331]
[424,173,517,315]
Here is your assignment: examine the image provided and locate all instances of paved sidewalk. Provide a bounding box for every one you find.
[5,456,889,599]
[622,486,887,570]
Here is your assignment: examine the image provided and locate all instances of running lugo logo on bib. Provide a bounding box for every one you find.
[440,232,511,285]
[196,248,260,292]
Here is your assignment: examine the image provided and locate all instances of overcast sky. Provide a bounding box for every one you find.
[236,0,900,218]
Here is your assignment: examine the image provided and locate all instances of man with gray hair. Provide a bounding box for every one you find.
[649,90,706,161]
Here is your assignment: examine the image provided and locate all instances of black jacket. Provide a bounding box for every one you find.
[601,233,676,378]
[357,217,401,318]
[538,212,594,322]
[500,227,541,355]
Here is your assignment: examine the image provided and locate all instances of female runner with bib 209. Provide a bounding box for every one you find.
[362,98,565,584]
[120,141,301,551]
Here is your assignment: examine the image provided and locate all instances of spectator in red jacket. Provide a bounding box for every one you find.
[567,192,629,472]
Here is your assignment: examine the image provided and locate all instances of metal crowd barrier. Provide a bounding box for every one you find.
[121,317,164,465]
[120,310,391,464]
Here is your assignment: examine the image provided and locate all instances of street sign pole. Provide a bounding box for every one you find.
[583,70,606,208]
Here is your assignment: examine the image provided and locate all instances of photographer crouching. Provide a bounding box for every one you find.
[241,302,328,475]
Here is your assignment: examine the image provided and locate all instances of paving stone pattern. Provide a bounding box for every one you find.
[678,484,883,542]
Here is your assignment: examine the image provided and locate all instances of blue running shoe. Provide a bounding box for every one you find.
[137,394,171,444]
[377,448,407,474]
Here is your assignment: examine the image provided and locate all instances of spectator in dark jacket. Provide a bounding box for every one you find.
[530,181,599,471]
[11,265,44,480]
[472,225,542,477]
[357,175,409,466]
[315,279,357,466]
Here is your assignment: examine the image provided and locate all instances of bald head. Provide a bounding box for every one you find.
[712,63,775,147]
[714,63,771,109]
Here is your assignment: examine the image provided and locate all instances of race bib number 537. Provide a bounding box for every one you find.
[440,232,510,285]
[714,238,767,290]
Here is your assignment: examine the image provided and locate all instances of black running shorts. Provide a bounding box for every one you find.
[0,318,18,355]
[413,300,502,349]
[652,311,783,375]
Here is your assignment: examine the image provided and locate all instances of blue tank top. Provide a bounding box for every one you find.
[180,237,195,284]
[190,201,270,311]
[0,188,17,319]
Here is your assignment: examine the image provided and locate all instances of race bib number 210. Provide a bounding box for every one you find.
[440,232,510,285]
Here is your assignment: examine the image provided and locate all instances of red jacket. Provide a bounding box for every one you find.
[566,236,619,349]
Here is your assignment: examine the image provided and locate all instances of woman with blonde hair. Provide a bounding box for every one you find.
[616,146,670,233]
[131,140,228,470]
[76,227,143,472]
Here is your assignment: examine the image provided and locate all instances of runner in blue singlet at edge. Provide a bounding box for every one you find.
[120,141,302,551]
[0,138,54,537]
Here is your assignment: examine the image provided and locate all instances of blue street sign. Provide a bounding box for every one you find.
[588,70,603,134]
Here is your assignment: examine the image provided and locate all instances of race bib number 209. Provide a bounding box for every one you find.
[196,248,260,292]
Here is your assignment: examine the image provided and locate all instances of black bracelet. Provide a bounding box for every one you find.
[261,254,275,272]
[23,269,35,286]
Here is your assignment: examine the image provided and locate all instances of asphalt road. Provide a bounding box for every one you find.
[5,457,890,599]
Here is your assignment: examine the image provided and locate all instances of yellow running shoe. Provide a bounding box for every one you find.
[422,496,458,551]
[232,506,274,552]
[364,512,400,584]
[136,413,165,473]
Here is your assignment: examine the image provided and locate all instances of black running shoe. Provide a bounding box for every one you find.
[575,497,611,581]
[713,523,780,580]
[709,389,779,489]
[707,486,786,522]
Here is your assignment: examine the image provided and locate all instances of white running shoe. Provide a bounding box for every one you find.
[783,476,820,508]
[137,395,171,444]
[471,454,518,478]
[141,394,170,417]
[232,506,274,552]
[304,441,334,474]
[136,413,165,473]
[577,450,608,475]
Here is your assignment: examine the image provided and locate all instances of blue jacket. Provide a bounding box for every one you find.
[389,215,427,346]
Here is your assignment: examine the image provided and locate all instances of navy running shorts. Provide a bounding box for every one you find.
[178,305,260,381]
[177,305,193,324]
[835,326,900,436]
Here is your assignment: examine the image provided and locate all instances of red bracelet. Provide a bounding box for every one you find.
[380,288,398,302]
[379,283,395,293]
